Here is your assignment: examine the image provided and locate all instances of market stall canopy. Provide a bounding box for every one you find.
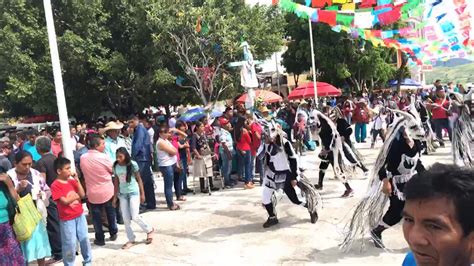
[237,89,283,103]
[288,82,341,100]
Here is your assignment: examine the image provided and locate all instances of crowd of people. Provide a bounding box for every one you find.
[0,80,472,265]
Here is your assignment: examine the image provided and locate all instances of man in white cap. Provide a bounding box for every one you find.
[168,112,178,128]
[101,121,126,162]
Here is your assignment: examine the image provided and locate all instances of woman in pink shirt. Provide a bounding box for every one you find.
[51,131,63,157]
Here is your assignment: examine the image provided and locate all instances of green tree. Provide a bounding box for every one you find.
[147,0,286,105]
[0,0,286,118]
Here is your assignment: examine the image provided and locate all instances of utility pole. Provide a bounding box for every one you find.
[43,0,75,170]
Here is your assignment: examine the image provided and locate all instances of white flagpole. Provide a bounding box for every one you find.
[43,0,75,170]
[308,18,318,108]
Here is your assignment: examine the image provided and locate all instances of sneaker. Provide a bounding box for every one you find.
[210,187,220,192]
[370,229,385,249]
[314,184,323,190]
[110,234,118,241]
[94,239,106,246]
[263,216,279,228]
[341,189,354,198]
[310,211,318,224]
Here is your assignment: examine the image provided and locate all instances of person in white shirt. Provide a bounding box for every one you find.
[371,107,387,148]
[168,112,177,128]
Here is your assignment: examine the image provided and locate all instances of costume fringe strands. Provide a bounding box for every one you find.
[340,98,424,251]
[450,92,474,167]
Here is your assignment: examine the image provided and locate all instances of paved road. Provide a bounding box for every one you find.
[85,141,454,266]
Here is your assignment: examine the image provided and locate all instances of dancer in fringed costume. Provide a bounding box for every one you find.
[448,92,474,167]
[310,108,358,198]
[257,117,320,228]
[341,98,427,250]
[330,107,369,176]
[415,97,437,155]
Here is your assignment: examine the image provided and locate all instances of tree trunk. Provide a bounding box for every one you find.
[396,54,408,93]
[294,73,300,87]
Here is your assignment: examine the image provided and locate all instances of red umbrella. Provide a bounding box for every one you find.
[237,89,283,103]
[288,82,341,100]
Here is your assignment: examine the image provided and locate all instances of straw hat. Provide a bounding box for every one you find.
[99,121,124,135]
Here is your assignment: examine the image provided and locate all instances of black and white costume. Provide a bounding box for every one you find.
[310,109,359,197]
[449,92,474,167]
[258,118,320,228]
[342,98,426,250]
[415,99,437,154]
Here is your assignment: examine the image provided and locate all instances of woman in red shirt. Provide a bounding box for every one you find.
[235,116,254,189]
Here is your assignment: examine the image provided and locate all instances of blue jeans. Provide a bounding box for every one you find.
[119,193,152,242]
[220,151,233,186]
[60,215,92,266]
[238,150,253,183]
[89,198,118,242]
[137,161,155,209]
[180,158,189,191]
[159,164,178,208]
[355,123,367,143]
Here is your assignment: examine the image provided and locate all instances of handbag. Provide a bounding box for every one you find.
[12,193,42,242]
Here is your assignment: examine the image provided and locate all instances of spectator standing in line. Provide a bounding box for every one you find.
[23,130,42,161]
[428,86,452,147]
[128,115,155,210]
[9,151,51,265]
[352,99,371,143]
[51,131,63,157]
[175,121,193,194]
[235,117,254,189]
[51,157,91,266]
[112,148,154,249]
[156,127,181,210]
[402,163,473,266]
[102,121,126,163]
[168,112,178,128]
[191,121,219,193]
[0,142,13,172]
[69,126,78,152]
[218,118,235,188]
[80,135,117,246]
[35,136,62,264]
[0,172,24,265]
[120,125,133,155]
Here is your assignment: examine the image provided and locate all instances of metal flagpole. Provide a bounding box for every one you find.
[43,0,75,170]
[308,18,318,108]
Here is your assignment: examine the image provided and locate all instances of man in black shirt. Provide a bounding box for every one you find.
[35,136,62,263]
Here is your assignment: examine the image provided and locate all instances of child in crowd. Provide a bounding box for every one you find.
[112,147,154,249]
[51,157,92,266]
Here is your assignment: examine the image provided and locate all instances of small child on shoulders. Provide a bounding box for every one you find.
[51,157,92,266]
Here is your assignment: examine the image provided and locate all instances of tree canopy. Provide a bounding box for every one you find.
[0,0,285,119]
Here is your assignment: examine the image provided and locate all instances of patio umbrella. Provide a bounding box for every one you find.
[288,82,341,100]
[178,107,206,122]
[237,89,283,103]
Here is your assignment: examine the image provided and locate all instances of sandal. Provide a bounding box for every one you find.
[145,228,155,245]
[176,196,187,201]
[169,204,181,211]
[121,241,136,250]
